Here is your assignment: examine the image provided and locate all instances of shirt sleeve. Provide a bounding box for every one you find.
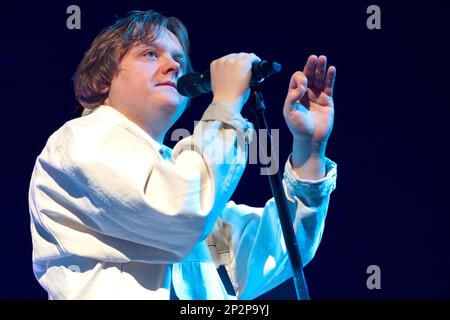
[29,102,253,264]
[209,156,337,299]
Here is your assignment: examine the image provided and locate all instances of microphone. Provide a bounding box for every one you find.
[177,60,281,97]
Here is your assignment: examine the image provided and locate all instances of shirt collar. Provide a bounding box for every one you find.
[92,105,172,159]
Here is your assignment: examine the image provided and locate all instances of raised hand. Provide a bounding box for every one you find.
[283,55,336,143]
[283,55,336,180]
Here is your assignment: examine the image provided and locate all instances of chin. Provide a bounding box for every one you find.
[156,100,180,116]
[152,89,177,105]
[150,90,187,117]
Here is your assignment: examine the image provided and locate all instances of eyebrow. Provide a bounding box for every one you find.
[140,42,187,63]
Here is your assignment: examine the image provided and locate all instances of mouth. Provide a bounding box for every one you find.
[157,81,177,90]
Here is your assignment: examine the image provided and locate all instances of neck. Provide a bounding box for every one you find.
[146,122,167,144]
[131,113,169,145]
[104,99,170,145]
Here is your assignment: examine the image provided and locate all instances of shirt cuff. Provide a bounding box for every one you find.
[201,102,254,144]
[283,155,337,198]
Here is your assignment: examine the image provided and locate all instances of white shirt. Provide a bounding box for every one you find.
[28,103,337,300]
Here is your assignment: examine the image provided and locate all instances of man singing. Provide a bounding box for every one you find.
[29,10,337,299]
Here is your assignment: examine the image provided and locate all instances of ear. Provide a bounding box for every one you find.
[96,85,109,94]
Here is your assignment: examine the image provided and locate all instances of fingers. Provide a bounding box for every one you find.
[313,55,327,89]
[304,54,336,96]
[211,52,261,80]
[289,71,308,89]
[213,52,260,66]
[238,52,261,65]
[285,71,308,110]
[324,66,336,97]
[210,52,261,109]
[303,55,318,85]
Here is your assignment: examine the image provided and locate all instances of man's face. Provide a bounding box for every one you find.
[106,27,189,135]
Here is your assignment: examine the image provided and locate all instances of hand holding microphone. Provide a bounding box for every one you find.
[177,53,281,112]
[209,53,260,111]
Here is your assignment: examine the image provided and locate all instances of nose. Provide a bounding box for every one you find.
[161,54,180,76]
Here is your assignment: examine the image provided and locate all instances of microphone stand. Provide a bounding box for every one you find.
[247,86,310,300]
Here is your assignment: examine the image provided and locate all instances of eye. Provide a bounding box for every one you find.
[175,59,185,69]
[146,50,158,58]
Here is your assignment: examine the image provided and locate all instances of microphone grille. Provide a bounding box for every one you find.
[177,72,211,97]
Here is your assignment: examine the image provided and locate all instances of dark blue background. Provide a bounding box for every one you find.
[2,0,449,299]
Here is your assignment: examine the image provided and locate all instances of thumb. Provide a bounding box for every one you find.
[284,72,308,111]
